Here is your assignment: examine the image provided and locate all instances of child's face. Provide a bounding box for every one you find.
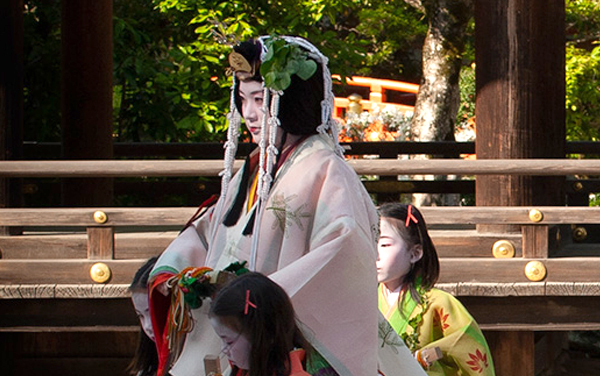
[377,218,422,291]
[131,290,155,342]
[210,316,251,370]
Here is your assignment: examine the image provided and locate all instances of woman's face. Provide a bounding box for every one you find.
[239,80,266,144]
[210,316,251,370]
[376,218,422,291]
[131,290,155,342]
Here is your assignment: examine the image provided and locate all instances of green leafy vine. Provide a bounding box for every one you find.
[400,288,429,352]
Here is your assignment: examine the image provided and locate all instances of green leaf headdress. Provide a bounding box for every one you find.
[259,37,318,91]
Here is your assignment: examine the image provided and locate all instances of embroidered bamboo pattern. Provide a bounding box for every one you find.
[266,193,311,233]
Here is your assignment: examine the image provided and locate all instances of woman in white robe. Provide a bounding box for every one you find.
[149,36,423,376]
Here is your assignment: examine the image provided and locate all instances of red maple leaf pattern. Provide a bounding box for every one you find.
[437,308,450,331]
[465,349,489,373]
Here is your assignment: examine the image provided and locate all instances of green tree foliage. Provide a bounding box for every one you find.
[22,0,429,143]
[112,0,244,142]
[565,0,600,141]
[140,0,429,142]
[128,0,371,142]
[24,1,600,144]
[353,2,427,80]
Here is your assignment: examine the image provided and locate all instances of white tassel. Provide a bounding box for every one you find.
[220,80,241,197]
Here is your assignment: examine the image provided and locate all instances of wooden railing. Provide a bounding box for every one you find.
[2,158,600,332]
[2,158,600,176]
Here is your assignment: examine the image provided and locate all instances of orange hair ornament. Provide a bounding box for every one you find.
[244,289,257,315]
[405,204,419,227]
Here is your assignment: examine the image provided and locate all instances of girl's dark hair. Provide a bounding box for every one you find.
[232,38,323,136]
[128,257,159,376]
[378,203,440,306]
[210,272,310,376]
[130,256,158,290]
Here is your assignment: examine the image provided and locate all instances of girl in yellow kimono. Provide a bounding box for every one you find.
[377,203,495,375]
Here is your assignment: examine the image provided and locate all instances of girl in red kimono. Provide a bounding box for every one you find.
[209,272,323,376]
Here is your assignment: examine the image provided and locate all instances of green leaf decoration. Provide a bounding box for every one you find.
[259,36,318,91]
[273,73,292,92]
[297,60,317,80]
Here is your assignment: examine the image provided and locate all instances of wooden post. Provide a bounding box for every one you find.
[475,0,566,233]
[486,331,535,376]
[87,227,115,260]
[0,0,24,235]
[522,225,549,259]
[61,0,114,206]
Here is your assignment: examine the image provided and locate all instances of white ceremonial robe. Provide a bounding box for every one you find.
[152,133,425,376]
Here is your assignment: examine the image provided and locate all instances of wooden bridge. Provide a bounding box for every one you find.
[2,156,600,375]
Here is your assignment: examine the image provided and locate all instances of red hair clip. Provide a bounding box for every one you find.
[405,205,419,227]
[244,289,257,315]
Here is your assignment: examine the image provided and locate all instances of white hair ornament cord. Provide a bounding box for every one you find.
[211,81,241,242]
[248,86,273,271]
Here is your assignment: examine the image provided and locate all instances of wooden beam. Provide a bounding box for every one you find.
[0,284,129,299]
[462,295,600,330]
[0,260,145,284]
[2,258,600,285]
[0,234,88,259]
[0,207,197,226]
[439,258,600,283]
[0,230,518,259]
[0,160,235,177]
[1,206,600,226]
[0,298,137,328]
[430,230,522,257]
[0,232,175,260]
[3,159,600,178]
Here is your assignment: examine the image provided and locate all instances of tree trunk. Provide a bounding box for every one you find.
[406,0,473,206]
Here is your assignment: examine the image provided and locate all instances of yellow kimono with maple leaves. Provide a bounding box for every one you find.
[379,285,495,376]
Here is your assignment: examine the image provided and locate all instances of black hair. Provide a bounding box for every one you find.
[210,272,310,376]
[128,257,159,376]
[130,256,158,290]
[378,203,440,307]
[232,38,323,136]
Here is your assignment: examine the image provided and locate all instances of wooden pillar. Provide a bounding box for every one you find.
[0,0,24,235]
[486,331,535,376]
[0,332,16,376]
[61,0,113,206]
[475,0,566,233]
